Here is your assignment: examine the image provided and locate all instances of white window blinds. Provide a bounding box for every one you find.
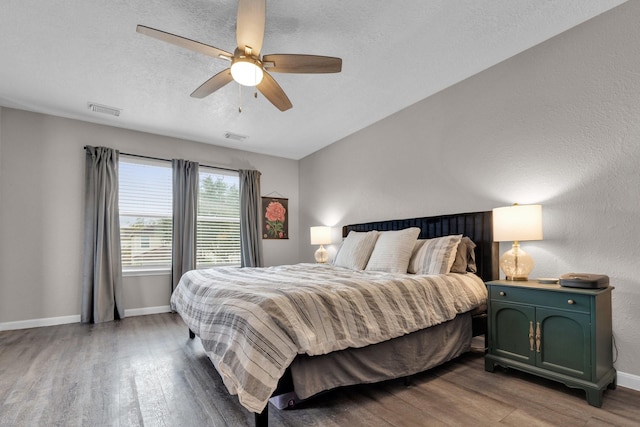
[119,157,172,270]
[197,168,241,267]
[118,157,241,271]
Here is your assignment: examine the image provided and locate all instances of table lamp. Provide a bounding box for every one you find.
[493,204,543,281]
[310,226,332,263]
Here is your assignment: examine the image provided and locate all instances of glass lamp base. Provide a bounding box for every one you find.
[500,242,534,281]
[314,245,328,263]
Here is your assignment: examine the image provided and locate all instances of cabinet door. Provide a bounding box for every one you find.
[536,308,591,380]
[491,301,535,365]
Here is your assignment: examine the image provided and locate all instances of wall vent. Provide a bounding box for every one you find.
[88,102,121,117]
[224,132,248,141]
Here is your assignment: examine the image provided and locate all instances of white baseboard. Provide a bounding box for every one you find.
[617,371,640,391]
[124,305,171,317]
[0,314,81,331]
[0,306,171,331]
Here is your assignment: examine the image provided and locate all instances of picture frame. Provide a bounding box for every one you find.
[262,197,288,239]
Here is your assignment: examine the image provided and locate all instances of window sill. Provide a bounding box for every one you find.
[122,264,241,277]
[196,264,241,269]
[123,268,171,277]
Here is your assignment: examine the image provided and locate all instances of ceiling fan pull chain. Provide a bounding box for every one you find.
[238,83,243,113]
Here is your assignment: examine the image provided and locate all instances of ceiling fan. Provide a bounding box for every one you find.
[136,0,342,112]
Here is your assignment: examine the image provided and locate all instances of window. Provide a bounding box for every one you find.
[197,168,241,267]
[119,157,172,270]
[118,157,241,272]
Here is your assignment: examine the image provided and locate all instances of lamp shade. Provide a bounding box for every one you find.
[493,204,543,242]
[310,226,332,245]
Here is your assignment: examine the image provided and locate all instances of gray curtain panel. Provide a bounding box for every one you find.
[172,159,199,292]
[238,169,264,267]
[81,146,124,323]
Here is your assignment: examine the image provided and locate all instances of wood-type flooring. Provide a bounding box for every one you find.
[1,313,638,426]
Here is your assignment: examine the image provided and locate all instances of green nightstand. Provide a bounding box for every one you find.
[484,280,616,407]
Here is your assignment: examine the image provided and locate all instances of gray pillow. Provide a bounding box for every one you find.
[450,236,477,274]
[408,235,462,275]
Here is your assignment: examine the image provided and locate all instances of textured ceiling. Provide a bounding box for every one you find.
[0,0,627,159]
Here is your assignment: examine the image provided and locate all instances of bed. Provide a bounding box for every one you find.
[171,211,498,427]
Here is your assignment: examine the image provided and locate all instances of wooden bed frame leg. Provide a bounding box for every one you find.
[255,405,268,427]
[188,329,195,339]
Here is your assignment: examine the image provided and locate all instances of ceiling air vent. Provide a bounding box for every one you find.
[225,132,248,142]
[88,102,121,117]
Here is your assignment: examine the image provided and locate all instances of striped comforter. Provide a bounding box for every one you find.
[170,263,487,413]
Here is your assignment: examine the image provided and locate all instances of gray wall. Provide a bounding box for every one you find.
[299,2,640,379]
[0,108,299,322]
[1,0,638,388]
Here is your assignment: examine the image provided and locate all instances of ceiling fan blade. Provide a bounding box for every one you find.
[257,71,292,111]
[262,54,342,74]
[236,0,265,55]
[190,69,234,98]
[137,25,233,60]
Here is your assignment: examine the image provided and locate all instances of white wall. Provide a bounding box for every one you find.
[299,1,640,380]
[0,109,299,323]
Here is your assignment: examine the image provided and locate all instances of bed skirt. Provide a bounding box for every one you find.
[272,312,472,406]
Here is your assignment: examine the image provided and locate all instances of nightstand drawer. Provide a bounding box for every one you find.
[489,285,591,314]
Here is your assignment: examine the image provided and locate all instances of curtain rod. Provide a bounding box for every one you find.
[84,146,239,173]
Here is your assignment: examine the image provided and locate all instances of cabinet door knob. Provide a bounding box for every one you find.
[568,299,575,305]
[499,291,506,296]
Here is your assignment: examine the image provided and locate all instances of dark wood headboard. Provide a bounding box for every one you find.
[342,211,499,282]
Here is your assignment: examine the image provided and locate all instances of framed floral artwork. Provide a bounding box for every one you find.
[262,197,288,239]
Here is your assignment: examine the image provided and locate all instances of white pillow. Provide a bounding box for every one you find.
[365,227,421,273]
[333,231,380,270]
[408,235,462,275]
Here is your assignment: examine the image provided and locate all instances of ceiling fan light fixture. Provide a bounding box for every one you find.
[230,57,264,86]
